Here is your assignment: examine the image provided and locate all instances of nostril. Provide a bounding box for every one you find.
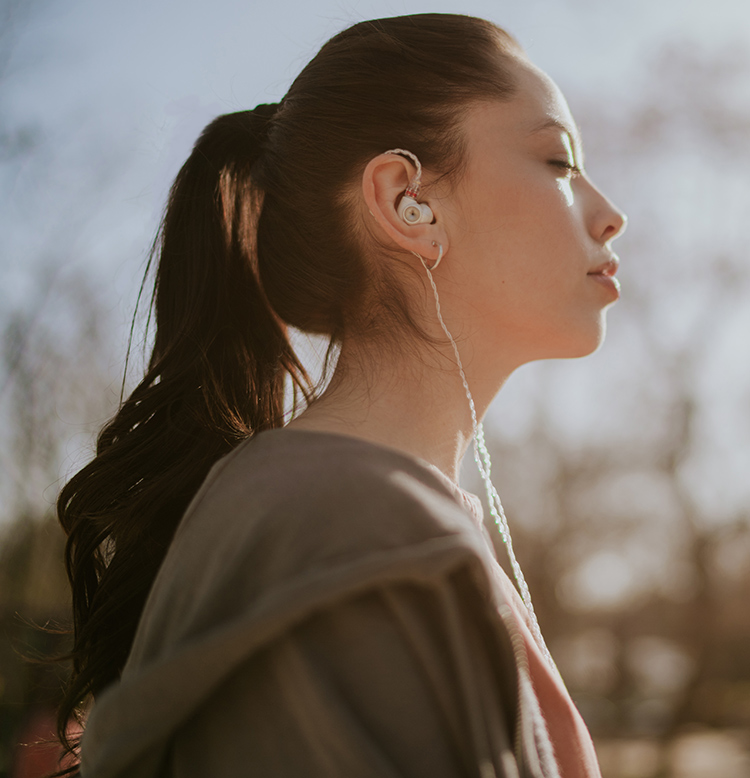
[603,214,627,243]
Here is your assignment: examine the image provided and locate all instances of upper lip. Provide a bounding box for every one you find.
[588,255,619,276]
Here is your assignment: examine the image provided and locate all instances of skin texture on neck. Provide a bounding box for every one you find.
[286,331,509,485]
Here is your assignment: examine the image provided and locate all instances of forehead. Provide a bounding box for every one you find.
[516,63,578,132]
[463,61,583,158]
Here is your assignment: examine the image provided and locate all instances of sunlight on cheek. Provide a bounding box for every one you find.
[557,177,575,207]
[557,133,576,206]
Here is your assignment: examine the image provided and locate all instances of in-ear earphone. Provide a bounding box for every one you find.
[384,148,434,225]
[400,197,434,225]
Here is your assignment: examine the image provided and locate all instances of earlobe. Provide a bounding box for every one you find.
[411,241,443,272]
[429,240,444,270]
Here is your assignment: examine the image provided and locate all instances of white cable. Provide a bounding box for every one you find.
[420,253,555,668]
[384,148,423,189]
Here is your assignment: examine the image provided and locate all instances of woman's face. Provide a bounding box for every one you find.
[439,60,627,368]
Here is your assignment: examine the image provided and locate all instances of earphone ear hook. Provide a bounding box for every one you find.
[383,148,435,226]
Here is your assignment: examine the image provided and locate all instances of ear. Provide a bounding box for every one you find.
[361,153,449,267]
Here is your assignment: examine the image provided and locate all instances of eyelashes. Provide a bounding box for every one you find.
[550,159,583,177]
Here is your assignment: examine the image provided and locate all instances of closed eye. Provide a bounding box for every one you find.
[550,159,583,176]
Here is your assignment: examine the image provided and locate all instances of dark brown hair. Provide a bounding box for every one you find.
[55,12,524,771]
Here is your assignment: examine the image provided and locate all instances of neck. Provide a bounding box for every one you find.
[286,337,511,484]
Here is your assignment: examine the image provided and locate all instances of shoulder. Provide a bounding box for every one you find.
[126,429,495,667]
[176,427,482,566]
[83,431,516,777]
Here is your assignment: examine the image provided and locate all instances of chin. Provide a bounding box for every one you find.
[507,314,610,366]
[567,318,608,358]
[539,318,608,361]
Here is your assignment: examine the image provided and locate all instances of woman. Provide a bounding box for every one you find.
[57,13,627,778]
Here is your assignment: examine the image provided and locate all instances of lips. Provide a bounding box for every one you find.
[587,255,621,297]
[588,255,619,277]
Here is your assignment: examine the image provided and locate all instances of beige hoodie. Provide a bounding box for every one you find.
[80,428,594,778]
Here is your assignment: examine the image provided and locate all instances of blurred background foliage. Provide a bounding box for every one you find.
[1,0,750,776]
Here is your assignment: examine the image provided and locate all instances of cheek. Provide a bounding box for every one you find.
[557,176,575,207]
[449,166,607,359]
[456,182,591,327]
[469,162,574,241]
[466,175,578,287]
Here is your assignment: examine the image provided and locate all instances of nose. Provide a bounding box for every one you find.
[602,207,627,244]
[587,179,628,244]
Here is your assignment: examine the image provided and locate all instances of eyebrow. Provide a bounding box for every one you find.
[528,118,586,167]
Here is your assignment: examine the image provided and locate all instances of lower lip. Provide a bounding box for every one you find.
[588,273,620,299]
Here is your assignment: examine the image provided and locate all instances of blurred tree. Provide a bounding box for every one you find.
[0,265,118,774]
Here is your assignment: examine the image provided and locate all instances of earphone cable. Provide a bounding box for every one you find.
[421,256,555,668]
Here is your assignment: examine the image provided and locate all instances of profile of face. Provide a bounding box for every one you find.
[438,60,628,368]
[364,57,628,376]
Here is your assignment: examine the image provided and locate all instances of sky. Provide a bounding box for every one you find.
[4,0,750,315]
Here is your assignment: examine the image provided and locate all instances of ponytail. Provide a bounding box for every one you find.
[56,106,311,765]
[55,13,524,770]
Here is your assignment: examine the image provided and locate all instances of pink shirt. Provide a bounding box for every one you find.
[432,467,602,778]
[492,565,602,778]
